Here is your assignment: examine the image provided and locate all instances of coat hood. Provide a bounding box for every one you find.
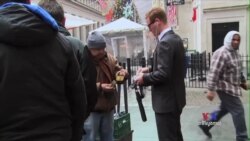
[223,30,240,51]
[0,3,58,47]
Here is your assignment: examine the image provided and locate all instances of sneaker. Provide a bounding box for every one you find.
[199,125,212,138]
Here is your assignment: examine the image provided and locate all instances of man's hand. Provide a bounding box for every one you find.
[117,69,128,77]
[101,83,115,92]
[134,73,144,86]
[137,67,149,74]
[206,91,216,101]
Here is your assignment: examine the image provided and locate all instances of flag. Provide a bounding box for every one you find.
[105,9,113,22]
[98,0,107,9]
[192,8,197,22]
[99,0,114,16]
[167,5,177,27]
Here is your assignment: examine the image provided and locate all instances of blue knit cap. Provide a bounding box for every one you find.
[87,31,106,48]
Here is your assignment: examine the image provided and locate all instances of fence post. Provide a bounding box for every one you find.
[199,53,203,81]
[126,58,131,86]
[150,57,153,70]
[122,63,128,113]
[140,57,146,67]
[208,53,211,68]
[191,54,194,78]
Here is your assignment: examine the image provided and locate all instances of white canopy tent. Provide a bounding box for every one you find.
[94,17,146,34]
[94,17,148,61]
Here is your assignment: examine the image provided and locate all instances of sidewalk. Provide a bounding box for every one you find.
[119,87,249,141]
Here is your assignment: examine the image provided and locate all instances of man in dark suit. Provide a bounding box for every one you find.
[135,7,186,141]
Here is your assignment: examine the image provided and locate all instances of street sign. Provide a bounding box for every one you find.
[166,0,185,6]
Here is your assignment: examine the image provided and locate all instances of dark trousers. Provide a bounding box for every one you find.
[210,91,248,141]
[155,111,183,141]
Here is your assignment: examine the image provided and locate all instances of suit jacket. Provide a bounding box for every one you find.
[143,30,186,113]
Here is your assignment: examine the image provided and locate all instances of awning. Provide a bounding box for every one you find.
[65,13,95,29]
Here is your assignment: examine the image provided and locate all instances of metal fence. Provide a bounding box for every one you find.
[122,52,250,88]
[184,52,210,88]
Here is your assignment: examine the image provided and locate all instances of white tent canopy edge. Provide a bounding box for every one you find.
[94,17,148,60]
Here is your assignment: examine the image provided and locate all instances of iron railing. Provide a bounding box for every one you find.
[122,52,250,88]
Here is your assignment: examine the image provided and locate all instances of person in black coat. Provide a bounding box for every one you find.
[0,1,87,141]
[135,7,186,141]
[38,0,98,121]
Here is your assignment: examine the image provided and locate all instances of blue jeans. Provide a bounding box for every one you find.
[210,91,248,141]
[83,110,114,141]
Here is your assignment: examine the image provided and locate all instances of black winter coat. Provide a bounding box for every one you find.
[59,26,98,118]
[0,4,87,141]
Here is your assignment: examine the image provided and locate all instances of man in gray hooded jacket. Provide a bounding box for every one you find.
[199,31,248,141]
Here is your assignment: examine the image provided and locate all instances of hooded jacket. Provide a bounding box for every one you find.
[207,31,245,97]
[0,3,86,141]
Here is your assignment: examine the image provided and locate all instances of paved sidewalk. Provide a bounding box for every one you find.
[119,87,249,141]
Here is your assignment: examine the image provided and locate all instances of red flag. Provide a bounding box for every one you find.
[105,9,113,22]
[192,8,197,22]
